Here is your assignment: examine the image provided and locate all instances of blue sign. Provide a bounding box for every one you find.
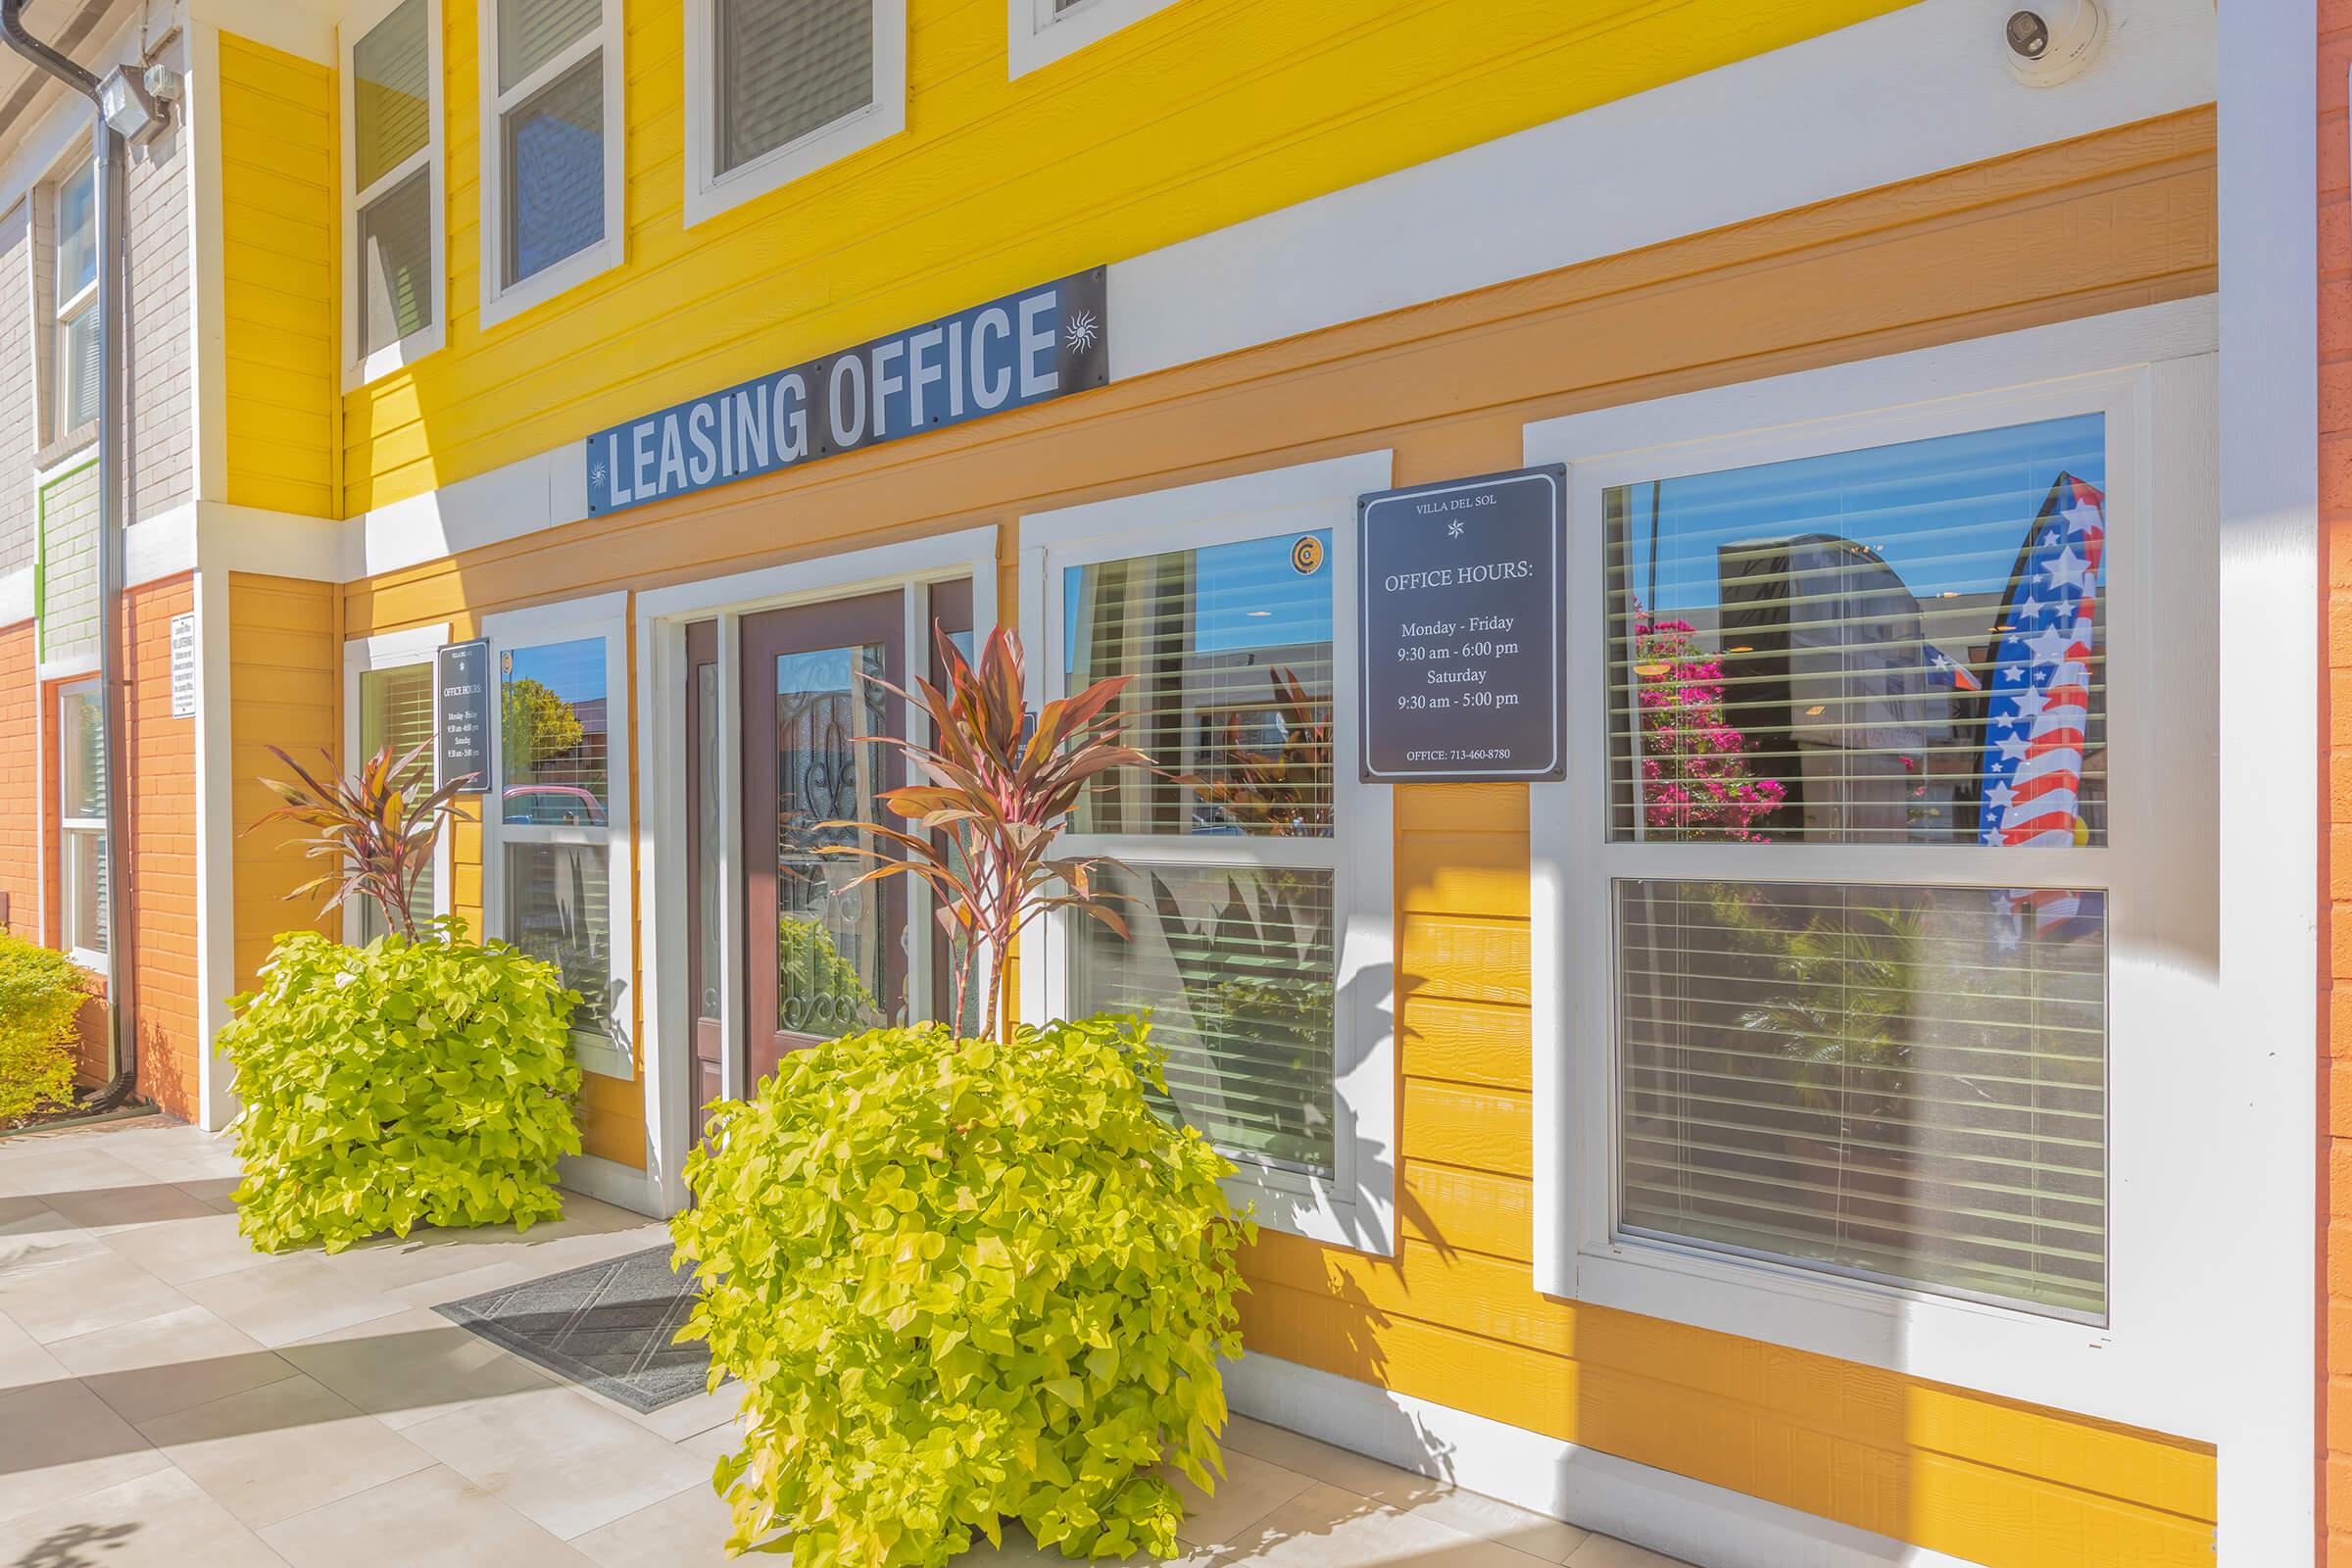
[586,270,1109,515]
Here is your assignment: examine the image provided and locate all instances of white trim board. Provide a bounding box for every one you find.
[1224,1352,1983,1568]
[557,1151,662,1218]
[333,0,2216,585]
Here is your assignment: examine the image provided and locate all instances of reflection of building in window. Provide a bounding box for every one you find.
[1716,532,1962,842]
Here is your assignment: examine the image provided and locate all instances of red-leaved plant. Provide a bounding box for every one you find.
[247,740,475,940]
[819,626,1152,1041]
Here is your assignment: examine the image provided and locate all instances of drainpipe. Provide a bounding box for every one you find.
[3,0,137,1108]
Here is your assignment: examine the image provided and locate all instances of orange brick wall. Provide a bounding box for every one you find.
[0,620,32,942]
[2324,0,2351,1558]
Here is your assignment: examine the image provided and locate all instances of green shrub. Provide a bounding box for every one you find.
[220,923,584,1252]
[671,1017,1253,1566]
[0,933,86,1124]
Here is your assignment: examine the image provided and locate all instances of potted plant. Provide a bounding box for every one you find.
[669,627,1254,1567]
[217,740,584,1252]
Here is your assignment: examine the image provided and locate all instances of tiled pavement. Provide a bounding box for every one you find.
[0,1117,1688,1568]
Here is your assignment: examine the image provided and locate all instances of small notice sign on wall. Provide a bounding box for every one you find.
[169,612,197,719]
[1358,466,1566,784]
[435,639,493,795]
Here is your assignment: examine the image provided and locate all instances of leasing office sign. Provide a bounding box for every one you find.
[585,269,1109,516]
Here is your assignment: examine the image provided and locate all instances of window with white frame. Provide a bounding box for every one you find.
[1006,0,1181,77]
[480,0,621,323]
[1592,411,2118,1323]
[57,682,107,967]
[685,0,906,225]
[346,0,443,381]
[493,621,631,1077]
[354,660,442,944]
[1032,455,1395,1249]
[50,158,99,441]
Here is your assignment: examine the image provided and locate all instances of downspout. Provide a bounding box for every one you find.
[4,0,137,1109]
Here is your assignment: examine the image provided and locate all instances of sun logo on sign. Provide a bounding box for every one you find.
[1290,536,1324,576]
[1064,311,1101,354]
[1448,519,1465,539]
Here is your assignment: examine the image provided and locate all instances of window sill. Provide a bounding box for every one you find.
[478,235,623,334]
[1006,0,1183,78]
[345,322,448,395]
[575,1033,633,1081]
[36,425,98,475]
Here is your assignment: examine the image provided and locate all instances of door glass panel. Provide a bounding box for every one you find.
[696,662,722,1025]
[773,644,892,1037]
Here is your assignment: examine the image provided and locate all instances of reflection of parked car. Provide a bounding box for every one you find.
[503,785,608,826]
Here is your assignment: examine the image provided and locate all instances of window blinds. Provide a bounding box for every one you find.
[1605,415,2108,847]
[360,171,434,357]
[499,0,600,90]
[354,0,431,190]
[359,664,438,941]
[1068,863,1338,1178]
[1614,878,2106,1318]
[714,0,875,176]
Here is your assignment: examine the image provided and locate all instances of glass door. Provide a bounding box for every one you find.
[740,592,906,1090]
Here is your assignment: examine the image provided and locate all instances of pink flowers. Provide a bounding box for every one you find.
[1630,612,1786,841]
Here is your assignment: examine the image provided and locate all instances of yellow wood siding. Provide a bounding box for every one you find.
[220,35,340,517]
[345,0,1912,513]
[228,574,341,986]
[331,110,2221,1563]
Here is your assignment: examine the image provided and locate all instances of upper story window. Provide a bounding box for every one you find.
[344,0,445,386]
[1006,0,1183,78]
[479,0,623,326]
[48,159,99,444]
[684,0,906,227]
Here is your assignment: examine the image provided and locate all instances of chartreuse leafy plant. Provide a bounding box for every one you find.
[0,932,87,1124]
[220,923,583,1252]
[671,1016,1251,1566]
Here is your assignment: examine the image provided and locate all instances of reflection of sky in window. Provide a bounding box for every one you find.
[1618,415,2105,615]
[1065,530,1333,659]
[776,647,856,698]
[504,638,605,705]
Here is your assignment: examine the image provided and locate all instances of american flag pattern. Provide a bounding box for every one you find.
[1979,472,2104,932]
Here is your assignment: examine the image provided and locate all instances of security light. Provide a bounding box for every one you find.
[97,65,162,141]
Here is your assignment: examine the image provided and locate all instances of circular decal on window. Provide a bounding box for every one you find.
[1290,536,1325,576]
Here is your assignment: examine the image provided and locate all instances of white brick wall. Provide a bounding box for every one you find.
[127,104,190,520]
[38,461,98,661]
[0,202,31,576]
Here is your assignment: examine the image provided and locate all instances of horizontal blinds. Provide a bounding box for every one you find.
[1606,414,2107,847]
[506,842,612,1036]
[1614,877,2106,1318]
[1068,862,1337,1177]
[504,50,605,286]
[360,665,438,940]
[59,687,105,820]
[714,0,874,176]
[62,298,100,431]
[1066,533,1336,839]
[66,829,106,956]
[56,162,96,300]
[354,0,431,191]
[498,0,600,91]
[359,168,434,357]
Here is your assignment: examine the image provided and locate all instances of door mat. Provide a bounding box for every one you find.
[434,1245,720,1413]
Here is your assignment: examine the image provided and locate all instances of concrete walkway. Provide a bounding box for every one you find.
[0,1117,1685,1568]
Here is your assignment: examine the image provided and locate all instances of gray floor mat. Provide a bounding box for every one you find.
[434,1245,719,1413]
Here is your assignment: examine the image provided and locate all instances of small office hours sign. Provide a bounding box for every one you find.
[1358,466,1566,783]
[434,639,493,795]
[168,613,197,718]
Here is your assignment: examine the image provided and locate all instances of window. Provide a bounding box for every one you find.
[345,0,444,383]
[1006,0,1182,78]
[1591,414,2118,1323]
[354,661,441,944]
[57,683,107,967]
[479,0,622,325]
[1029,453,1396,1250]
[684,0,906,226]
[489,612,633,1080]
[50,159,99,441]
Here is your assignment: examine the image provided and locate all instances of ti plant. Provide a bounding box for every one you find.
[247,739,475,942]
[1191,665,1331,836]
[819,625,1152,1042]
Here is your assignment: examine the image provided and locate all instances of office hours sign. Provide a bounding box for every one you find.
[1358,466,1565,783]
